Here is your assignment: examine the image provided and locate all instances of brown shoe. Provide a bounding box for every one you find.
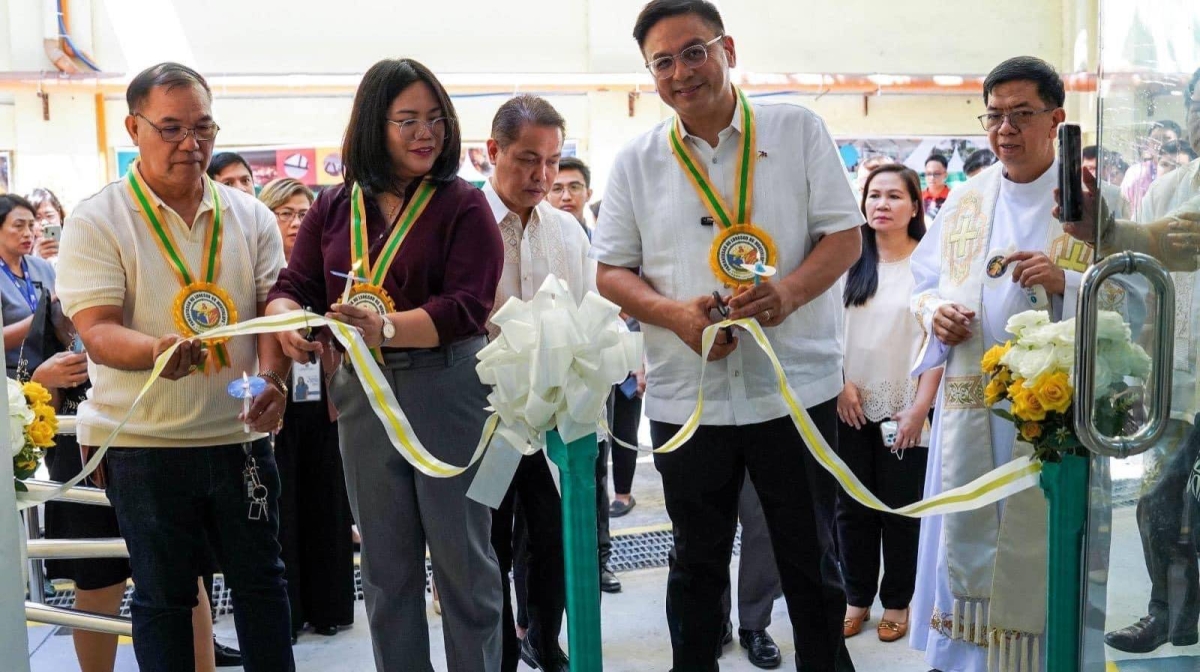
[843,609,871,638]
[877,608,910,642]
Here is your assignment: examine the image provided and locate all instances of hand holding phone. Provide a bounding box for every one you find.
[1057,123,1083,223]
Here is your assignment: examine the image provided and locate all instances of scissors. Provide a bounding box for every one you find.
[303,306,317,364]
[711,291,735,343]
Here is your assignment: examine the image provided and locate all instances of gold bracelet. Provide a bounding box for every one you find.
[258,370,289,397]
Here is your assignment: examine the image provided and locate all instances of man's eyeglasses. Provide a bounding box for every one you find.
[387,117,452,142]
[274,208,309,222]
[551,182,587,196]
[645,35,724,80]
[136,113,219,143]
[977,108,1055,132]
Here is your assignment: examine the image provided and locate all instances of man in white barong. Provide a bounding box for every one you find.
[908,56,1099,672]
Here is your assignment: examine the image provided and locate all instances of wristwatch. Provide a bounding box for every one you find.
[379,315,396,345]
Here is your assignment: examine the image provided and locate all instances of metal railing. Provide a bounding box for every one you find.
[20,417,135,638]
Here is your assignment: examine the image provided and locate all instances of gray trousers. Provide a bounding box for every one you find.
[722,471,784,631]
[331,339,502,672]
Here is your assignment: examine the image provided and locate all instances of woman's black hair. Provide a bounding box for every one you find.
[844,165,927,308]
[342,58,462,195]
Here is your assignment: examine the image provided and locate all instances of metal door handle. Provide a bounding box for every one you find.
[1074,252,1174,457]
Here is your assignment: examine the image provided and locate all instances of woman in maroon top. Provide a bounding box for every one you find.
[266,59,504,671]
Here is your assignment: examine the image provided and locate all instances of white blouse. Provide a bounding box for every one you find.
[843,256,925,422]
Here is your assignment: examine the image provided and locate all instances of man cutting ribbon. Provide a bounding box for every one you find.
[591,2,864,670]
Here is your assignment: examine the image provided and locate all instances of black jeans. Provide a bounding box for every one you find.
[105,439,294,672]
[1136,419,1200,634]
[610,385,643,495]
[651,401,854,672]
[491,454,565,670]
[834,419,927,610]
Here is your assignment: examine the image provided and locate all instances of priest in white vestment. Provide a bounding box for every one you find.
[908,57,1099,672]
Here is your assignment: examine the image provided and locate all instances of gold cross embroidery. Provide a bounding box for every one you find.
[949,221,979,257]
[1054,237,1091,272]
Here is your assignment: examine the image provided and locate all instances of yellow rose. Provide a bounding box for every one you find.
[34,404,58,432]
[15,458,39,474]
[27,419,55,448]
[22,381,52,406]
[995,367,1012,384]
[1020,421,1044,441]
[982,341,1012,375]
[985,377,1008,406]
[1009,380,1048,422]
[1032,371,1072,415]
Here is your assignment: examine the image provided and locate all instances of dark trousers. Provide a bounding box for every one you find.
[611,386,643,495]
[1137,418,1200,634]
[276,401,355,632]
[491,454,565,670]
[651,400,853,672]
[834,419,927,610]
[105,440,294,672]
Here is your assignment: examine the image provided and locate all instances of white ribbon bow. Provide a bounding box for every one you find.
[475,275,643,456]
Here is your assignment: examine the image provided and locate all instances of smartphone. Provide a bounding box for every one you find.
[71,333,85,353]
[43,224,63,242]
[1057,123,1083,223]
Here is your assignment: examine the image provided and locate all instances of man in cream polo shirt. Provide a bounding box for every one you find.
[57,63,294,672]
[591,2,863,671]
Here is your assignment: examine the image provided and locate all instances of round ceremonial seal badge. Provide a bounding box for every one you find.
[347,283,396,315]
[709,224,779,287]
[174,283,236,339]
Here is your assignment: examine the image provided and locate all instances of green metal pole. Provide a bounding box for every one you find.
[546,430,603,671]
[1041,452,1090,671]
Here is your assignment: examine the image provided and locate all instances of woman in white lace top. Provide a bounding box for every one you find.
[836,165,943,644]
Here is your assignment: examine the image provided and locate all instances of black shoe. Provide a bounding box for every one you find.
[609,496,636,517]
[519,635,569,671]
[717,620,733,657]
[213,638,242,667]
[739,629,782,669]
[600,568,622,594]
[312,624,339,636]
[1104,614,1194,653]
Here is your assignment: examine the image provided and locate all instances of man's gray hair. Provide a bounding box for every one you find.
[491,95,566,149]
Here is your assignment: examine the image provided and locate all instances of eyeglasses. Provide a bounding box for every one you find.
[645,35,725,80]
[387,117,452,142]
[977,108,1055,132]
[274,208,309,222]
[550,182,587,196]
[136,113,220,143]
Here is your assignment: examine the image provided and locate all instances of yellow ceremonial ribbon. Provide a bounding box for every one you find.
[18,314,1041,521]
[603,318,1044,519]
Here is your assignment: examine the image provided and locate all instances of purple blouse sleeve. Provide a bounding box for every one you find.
[420,186,503,344]
[267,188,330,313]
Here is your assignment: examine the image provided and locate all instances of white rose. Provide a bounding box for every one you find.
[1096,311,1132,343]
[1006,311,1051,338]
[7,378,32,456]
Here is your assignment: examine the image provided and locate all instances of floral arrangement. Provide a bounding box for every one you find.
[9,378,56,491]
[982,310,1150,462]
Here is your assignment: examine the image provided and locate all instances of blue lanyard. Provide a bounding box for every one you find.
[0,257,38,313]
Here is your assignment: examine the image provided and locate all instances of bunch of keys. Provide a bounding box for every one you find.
[242,444,269,521]
[711,291,735,343]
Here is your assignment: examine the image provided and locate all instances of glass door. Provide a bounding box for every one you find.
[1077,2,1200,669]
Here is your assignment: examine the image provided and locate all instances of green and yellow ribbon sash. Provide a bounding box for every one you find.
[668,86,757,228]
[125,162,234,370]
[350,180,437,287]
